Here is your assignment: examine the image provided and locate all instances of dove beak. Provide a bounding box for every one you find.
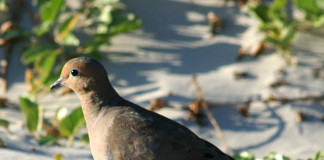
[50,78,66,90]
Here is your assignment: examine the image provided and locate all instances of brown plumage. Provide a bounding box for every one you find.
[50,57,234,160]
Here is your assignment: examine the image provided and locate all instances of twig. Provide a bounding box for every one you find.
[191,75,233,153]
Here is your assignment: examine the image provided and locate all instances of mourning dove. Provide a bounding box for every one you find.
[50,57,234,160]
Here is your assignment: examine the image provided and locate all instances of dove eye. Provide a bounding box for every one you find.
[70,68,80,77]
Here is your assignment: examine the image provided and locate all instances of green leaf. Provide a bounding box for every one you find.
[232,151,255,160]
[21,45,56,64]
[53,153,64,160]
[38,135,58,145]
[281,23,298,49]
[55,14,80,42]
[314,150,324,160]
[316,0,324,11]
[33,22,51,36]
[55,107,68,122]
[295,0,321,14]
[0,0,7,11]
[36,51,60,83]
[271,0,288,11]
[57,33,80,46]
[0,28,27,40]
[264,152,289,160]
[40,0,65,24]
[19,95,43,133]
[108,13,141,35]
[0,119,10,133]
[81,133,89,144]
[99,5,113,24]
[248,4,270,24]
[59,107,85,137]
[312,14,324,28]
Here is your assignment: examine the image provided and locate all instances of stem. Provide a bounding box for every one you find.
[191,75,233,153]
[66,135,75,147]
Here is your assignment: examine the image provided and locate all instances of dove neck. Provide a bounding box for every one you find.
[78,80,121,118]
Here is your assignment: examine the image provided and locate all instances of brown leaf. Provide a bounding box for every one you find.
[43,121,60,137]
[237,47,247,61]
[0,97,7,107]
[269,78,286,88]
[296,110,306,123]
[0,138,5,148]
[0,21,13,33]
[250,42,267,57]
[237,104,249,117]
[207,12,223,35]
[147,98,167,111]
[188,99,206,125]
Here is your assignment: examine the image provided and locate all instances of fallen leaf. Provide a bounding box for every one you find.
[296,110,306,122]
[188,99,206,125]
[147,98,167,111]
[237,104,249,117]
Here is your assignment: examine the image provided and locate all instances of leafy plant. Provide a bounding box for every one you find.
[59,107,85,147]
[247,0,324,65]
[295,0,324,28]
[233,151,324,160]
[20,0,141,96]
[19,95,86,146]
[233,151,255,160]
[53,153,64,160]
[0,118,11,134]
[19,94,43,134]
[248,0,298,64]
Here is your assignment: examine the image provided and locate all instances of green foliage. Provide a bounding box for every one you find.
[233,151,324,160]
[295,0,324,28]
[59,107,85,147]
[312,150,324,160]
[53,153,64,160]
[0,28,27,41]
[21,0,141,96]
[248,0,298,64]
[0,118,11,134]
[248,0,324,64]
[81,133,89,144]
[264,152,290,160]
[19,95,43,133]
[38,135,58,145]
[233,151,255,160]
[19,96,86,146]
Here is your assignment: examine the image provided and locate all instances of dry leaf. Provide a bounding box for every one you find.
[147,98,167,111]
[296,110,306,122]
[188,99,206,125]
[43,121,60,137]
[269,78,286,88]
[234,71,251,80]
[0,138,5,148]
[250,42,267,57]
[237,104,249,117]
[207,12,223,36]
[0,97,7,107]
[0,21,13,33]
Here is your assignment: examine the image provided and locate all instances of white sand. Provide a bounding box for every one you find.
[1,0,324,159]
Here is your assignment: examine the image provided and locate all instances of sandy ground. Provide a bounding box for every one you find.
[1,0,324,159]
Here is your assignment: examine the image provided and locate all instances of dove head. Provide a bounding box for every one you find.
[50,57,111,96]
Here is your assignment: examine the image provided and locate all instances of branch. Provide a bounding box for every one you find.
[191,75,233,153]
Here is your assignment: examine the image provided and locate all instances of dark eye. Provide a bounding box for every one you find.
[70,68,79,77]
